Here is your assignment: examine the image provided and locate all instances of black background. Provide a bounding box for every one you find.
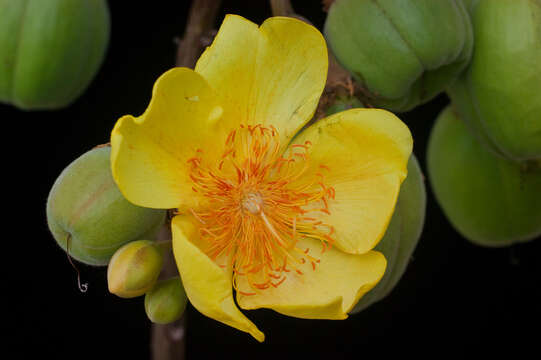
[8,1,539,359]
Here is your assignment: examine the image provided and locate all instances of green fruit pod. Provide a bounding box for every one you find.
[0,0,110,110]
[324,0,473,112]
[427,106,541,246]
[351,154,426,313]
[447,0,541,160]
[46,147,167,266]
[145,277,188,324]
[107,240,164,298]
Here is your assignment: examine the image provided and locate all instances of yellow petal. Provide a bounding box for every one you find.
[110,67,226,209]
[237,237,386,318]
[195,15,328,150]
[171,215,264,342]
[289,108,412,254]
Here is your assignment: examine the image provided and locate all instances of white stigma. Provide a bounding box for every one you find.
[242,192,263,214]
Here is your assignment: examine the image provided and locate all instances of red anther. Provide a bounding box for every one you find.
[238,290,257,296]
[322,197,329,209]
[328,187,336,199]
[271,277,286,287]
[221,147,235,158]
[187,157,200,166]
[321,241,327,253]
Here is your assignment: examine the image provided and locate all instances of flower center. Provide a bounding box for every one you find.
[186,124,335,295]
[242,192,263,215]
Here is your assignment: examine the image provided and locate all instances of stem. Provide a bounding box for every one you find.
[175,0,222,67]
[151,1,222,359]
[270,0,295,16]
[151,224,186,360]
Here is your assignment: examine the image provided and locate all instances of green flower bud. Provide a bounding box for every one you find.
[46,147,166,266]
[0,0,110,110]
[352,154,426,313]
[145,277,188,324]
[427,106,541,247]
[107,240,164,298]
[447,0,541,160]
[324,0,473,112]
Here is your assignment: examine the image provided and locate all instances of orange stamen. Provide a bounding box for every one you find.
[186,124,336,295]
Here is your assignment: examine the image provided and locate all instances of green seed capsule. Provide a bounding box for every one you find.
[46,147,166,266]
[447,0,541,160]
[351,154,426,313]
[107,240,164,298]
[427,106,541,246]
[145,277,188,324]
[324,0,473,112]
[0,0,110,110]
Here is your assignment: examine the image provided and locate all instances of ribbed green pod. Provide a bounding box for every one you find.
[447,0,541,160]
[427,106,541,246]
[46,147,167,266]
[0,0,110,110]
[325,0,473,112]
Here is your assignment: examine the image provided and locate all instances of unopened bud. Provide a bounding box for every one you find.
[107,240,163,298]
[145,277,188,324]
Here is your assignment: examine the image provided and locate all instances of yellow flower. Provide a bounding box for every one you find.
[110,15,412,342]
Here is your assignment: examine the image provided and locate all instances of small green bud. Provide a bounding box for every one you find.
[324,0,473,112]
[427,106,541,246]
[0,0,110,110]
[145,277,188,324]
[46,147,166,266]
[447,0,541,160]
[107,240,164,298]
[352,154,426,313]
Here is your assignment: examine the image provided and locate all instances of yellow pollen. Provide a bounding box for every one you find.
[186,124,336,295]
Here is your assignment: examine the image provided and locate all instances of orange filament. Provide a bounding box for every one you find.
[187,124,335,295]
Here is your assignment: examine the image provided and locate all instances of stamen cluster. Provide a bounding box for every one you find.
[187,124,335,295]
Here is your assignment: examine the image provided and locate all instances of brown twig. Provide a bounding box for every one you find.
[175,0,222,68]
[151,1,222,359]
[151,225,186,360]
[270,0,295,16]
[321,0,335,12]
